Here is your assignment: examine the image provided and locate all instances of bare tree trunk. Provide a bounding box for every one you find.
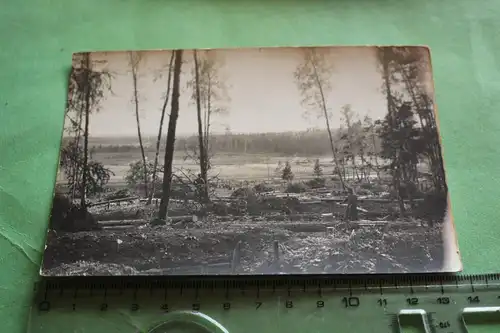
[340,156,347,180]
[310,59,346,189]
[193,50,209,203]
[80,53,91,210]
[148,52,175,204]
[70,107,84,201]
[159,50,183,220]
[343,115,359,182]
[205,79,212,151]
[354,159,361,181]
[400,65,446,194]
[359,153,368,181]
[130,52,148,198]
[381,50,405,216]
[203,80,212,172]
[370,131,382,180]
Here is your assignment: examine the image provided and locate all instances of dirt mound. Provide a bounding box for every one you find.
[42,223,292,274]
[49,193,100,232]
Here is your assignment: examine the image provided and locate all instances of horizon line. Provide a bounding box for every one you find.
[64,128,340,139]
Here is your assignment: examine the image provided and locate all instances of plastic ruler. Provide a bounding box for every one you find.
[28,274,500,333]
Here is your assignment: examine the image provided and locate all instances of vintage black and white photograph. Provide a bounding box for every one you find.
[41,46,461,276]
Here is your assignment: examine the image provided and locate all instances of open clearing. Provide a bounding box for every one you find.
[84,151,390,184]
[43,191,445,276]
[48,150,444,276]
[42,219,444,276]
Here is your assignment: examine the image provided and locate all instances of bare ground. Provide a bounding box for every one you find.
[41,218,444,276]
[45,172,445,276]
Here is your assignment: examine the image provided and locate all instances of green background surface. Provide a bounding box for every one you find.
[1,0,500,331]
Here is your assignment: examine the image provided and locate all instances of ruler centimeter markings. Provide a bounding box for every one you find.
[28,274,500,333]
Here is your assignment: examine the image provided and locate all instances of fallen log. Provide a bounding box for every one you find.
[282,224,330,233]
[99,219,146,227]
[259,213,323,222]
[349,220,424,229]
[169,215,199,223]
[139,198,194,205]
[207,213,326,222]
[212,198,241,203]
[98,215,198,227]
[320,198,424,203]
[89,197,140,208]
[299,200,325,205]
[102,225,136,231]
[138,198,160,203]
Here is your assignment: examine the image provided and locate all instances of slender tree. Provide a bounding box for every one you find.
[294,48,346,189]
[187,50,229,202]
[395,49,447,194]
[159,50,183,220]
[147,51,175,204]
[81,53,91,208]
[377,47,433,213]
[129,51,149,198]
[64,80,85,201]
[60,140,113,197]
[193,50,209,202]
[377,47,406,215]
[339,104,358,180]
[66,53,111,209]
[362,115,382,180]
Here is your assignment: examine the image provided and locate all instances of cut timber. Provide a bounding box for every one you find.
[169,215,198,224]
[299,200,324,205]
[99,219,146,227]
[139,198,192,204]
[320,197,424,203]
[98,215,197,227]
[362,212,392,219]
[213,198,240,202]
[350,219,424,229]
[89,197,140,208]
[355,220,390,226]
[102,225,135,231]
[262,213,323,221]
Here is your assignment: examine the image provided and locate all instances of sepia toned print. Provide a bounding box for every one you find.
[41,46,461,276]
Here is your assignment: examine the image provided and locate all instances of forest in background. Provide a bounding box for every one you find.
[43,47,452,276]
[57,48,444,216]
[54,46,447,223]
[82,128,381,157]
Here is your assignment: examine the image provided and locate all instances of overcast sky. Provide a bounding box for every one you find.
[67,46,432,138]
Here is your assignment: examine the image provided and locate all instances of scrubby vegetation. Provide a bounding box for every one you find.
[44,47,450,276]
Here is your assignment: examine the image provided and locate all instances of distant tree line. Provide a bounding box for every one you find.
[58,47,447,224]
[87,129,383,157]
